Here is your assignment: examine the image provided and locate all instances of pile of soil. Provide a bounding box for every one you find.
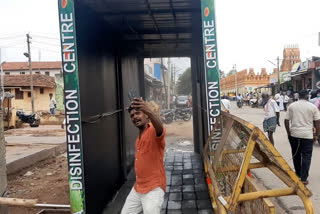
[7,154,70,214]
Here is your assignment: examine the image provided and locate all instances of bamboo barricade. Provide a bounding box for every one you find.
[203,111,315,214]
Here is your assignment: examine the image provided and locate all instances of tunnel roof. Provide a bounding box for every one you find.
[81,0,200,57]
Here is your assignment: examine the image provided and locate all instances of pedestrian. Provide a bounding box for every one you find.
[278,92,284,111]
[121,98,166,214]
[188,95,192,108]
[262,93,280,145]
[221,95,231,113]
[284,90,320,185]
[312,89,320,109]
[49,93,57,116]
[274,91,281,106]
[294,91,299,101]
[283,92,289,111]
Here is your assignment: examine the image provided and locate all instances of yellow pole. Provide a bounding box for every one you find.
[232,188,295,202]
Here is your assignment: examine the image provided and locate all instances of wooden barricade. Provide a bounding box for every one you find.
[203,112,315,214]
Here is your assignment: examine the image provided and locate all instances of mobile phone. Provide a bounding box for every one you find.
[128,89,140,101]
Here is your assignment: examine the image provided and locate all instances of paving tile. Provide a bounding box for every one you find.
[167,210,182,214]
[174,165,183,170]
[165,162,174,166]
[166,171,172,175]
[172,176,182,185]
[162,196,169,209]
[168,201,182,210]
[170,185,182,193]
[194,177,206,185]
[198,209,214,214]
[165,165,174,170]
[183,165,192,170]
[182,185,194,192]
[167,177,172,185]
[197,200,212,209]
[195,184,208,192]
[166,186,171,192]
[161,209,166,214]
[183,192,196,200]
[169,192,182,201]
[196,191,209,200]
[192,164,204,169]
[193,173,205,178]
[172,170,183,175]
[182,209,198,214]
[183,169,193,174]
[181,200,196,209]
[174,162,183,166]
[183,174,193,179]
[183,178,195,185]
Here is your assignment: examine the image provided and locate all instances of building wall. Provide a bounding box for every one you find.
[221,68,270,95]
[6,87,55,113]
[54,73,64,110]
[5,69,64,110]
[280,46,301,72]
[4,69,61,77]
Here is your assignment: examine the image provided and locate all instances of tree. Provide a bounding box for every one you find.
[219,69,226,79]
[227,69,236,76]
[176,67,192,95]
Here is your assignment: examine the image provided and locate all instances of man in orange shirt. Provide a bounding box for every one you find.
[121,98,166,214]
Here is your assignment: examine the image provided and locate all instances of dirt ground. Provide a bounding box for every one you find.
[165,119,193,139]
[5,121,194,214]
[7,154,70,214]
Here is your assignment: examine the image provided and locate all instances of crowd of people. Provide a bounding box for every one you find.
[263,89,320,186]
[222,89,320,186]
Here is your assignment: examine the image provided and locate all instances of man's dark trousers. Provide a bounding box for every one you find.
[289,136,313,181]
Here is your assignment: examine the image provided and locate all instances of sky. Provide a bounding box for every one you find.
[0,0,320,75]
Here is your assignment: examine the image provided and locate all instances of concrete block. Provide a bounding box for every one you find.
[169,192,182,201]
[196,200,212,209]
[181,200,196,209]
[168,201,181,210]
[183,193,196,200]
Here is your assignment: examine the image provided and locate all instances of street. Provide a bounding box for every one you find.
[231,102,320,214]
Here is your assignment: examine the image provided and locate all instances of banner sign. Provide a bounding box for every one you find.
[58,0,86,213]
[200,0,221,151]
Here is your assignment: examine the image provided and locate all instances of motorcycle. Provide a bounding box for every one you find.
[16,110,40,127]
[174,107,192,121]
[236,100,243,108]
[249,98,259,108]
[160,109,174,124]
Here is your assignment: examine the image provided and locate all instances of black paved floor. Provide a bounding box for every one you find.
[162,152,213,214]
[103,151,214,214]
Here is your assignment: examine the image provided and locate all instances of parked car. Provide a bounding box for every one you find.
[176,96,189,107]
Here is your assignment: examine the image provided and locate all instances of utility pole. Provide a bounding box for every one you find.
[233,64,237,95]
[161,58,168,109]
[277,56,281,92]
[0,49,8,214]
[26,34,35,114]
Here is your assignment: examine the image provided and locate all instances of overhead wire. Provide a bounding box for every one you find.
[33,35,60,41]
[0,34,25,40]
[32,46,60,53]
[33,40,61,47]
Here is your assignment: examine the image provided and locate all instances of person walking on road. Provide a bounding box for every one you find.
[283,92,290,111]
[49,93,57,116]
[284,90,320,185]
[121,98,166,214]
[221,95,231,113]
[262,93,280,145]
